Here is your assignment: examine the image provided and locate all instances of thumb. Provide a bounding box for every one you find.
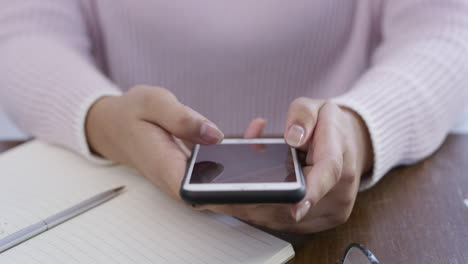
[137,86,224,144]
[284,98,324,149]
[180,105,225,145]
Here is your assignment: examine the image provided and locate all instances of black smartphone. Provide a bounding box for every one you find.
[180,138,306,204]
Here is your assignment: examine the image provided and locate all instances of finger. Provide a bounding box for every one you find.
[292,104,345,222]
[305,103,344,165]
[243,118,267,138]
[292,172,360,232]
[291,216,337,233]
[294,174,358,227]
[284,98,324,149]
[132,86,224,144]
[196,204,258,221]
[301,142,343,212]
[172,136,192,157]
[201,203,295,227]
[244,118,267,151]
[241,204,295,226]
[133,122,188,201]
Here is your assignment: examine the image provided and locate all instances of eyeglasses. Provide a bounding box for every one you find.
[341,243,380,264]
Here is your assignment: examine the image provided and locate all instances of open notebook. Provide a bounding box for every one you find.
[0,141,294,264]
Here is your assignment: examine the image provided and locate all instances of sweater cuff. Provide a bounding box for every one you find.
[0,36,124,165]
[331,72,415,190]
[332,96,381,191]
[75,89,122,165]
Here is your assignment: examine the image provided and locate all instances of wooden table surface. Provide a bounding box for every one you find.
[1,135,467,264]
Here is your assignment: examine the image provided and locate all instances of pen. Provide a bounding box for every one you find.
[0,186,125,253]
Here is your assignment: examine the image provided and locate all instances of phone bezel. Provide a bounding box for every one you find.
[182,138,305,191]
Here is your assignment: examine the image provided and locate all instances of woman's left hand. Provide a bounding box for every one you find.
[201,99,373,233]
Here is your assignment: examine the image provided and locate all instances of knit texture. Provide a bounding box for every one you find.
[0,0,467,189]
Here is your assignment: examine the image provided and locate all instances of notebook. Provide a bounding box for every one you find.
[0,141,294,264]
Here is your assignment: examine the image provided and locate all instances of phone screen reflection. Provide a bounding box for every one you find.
[190,143,297,184]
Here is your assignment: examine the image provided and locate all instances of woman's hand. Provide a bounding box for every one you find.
[85,85,224,200]
[202,99,373,233]
[284,98,373,231]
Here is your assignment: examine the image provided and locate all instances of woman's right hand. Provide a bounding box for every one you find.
[85,85,224,200]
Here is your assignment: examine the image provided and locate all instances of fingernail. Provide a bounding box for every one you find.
[200,121,224,144]
[286,125,305,147]
[295,200,311,222]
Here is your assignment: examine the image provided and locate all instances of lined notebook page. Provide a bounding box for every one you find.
[0,141,293,264]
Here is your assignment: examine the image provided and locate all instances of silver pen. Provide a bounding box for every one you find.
[0,186,125,253]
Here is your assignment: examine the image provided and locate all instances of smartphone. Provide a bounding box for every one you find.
[180,138,306,204]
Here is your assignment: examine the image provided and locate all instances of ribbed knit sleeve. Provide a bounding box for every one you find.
[0,1,121,161]
[333,0,468,189]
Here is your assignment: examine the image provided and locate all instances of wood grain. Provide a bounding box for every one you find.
[278,134,468,264]
[1,136,467,263]
[0,141,22,153]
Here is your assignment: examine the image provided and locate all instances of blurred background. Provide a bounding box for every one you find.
[1,105,468,141]
[453,106,468,134]
[0,107,28,140]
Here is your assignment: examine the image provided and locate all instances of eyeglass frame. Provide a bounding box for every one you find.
[340,243,380,264]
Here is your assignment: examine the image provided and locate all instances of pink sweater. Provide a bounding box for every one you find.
[0,0,467,189]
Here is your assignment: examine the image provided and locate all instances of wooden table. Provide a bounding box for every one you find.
[1,136,467,263]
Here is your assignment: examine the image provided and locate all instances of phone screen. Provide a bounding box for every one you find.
[189,143,297,184]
